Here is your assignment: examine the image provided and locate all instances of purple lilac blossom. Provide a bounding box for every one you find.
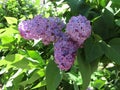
[32,15,48,39]
[66,15,91,47]
[54,33,79,71]
[41,17,65,45]
[18,15,65,45]
[18,15,48,40]
[18,20,35,40]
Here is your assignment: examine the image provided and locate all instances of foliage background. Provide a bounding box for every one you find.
[0,0,120,90]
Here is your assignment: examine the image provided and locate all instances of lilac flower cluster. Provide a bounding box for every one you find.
[18,15,48,40]
[18,14,91,71]
[18,15,65,45]
[42,17,65,45]
[54,33,78,71]
[66,15,91,47]
[54,15,91,70]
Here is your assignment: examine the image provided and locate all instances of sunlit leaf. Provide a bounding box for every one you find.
[1,35,15,44]
[5,17,17,25]
[32,80,46,89]
[93,79,105,89]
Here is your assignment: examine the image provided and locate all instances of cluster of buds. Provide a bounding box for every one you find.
[18,15,91,71]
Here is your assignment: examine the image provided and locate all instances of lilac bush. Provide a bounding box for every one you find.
[18,14,91,70]
[66,15,91,47]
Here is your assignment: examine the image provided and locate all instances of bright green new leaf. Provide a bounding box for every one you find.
[0,27,18,38]
[93,79,105,89]
[5,17,17,25]
[32,80,46,89]
[46,60,62,90]
[1,35,15,45]
[0,29,5,33]
[100,0,107,7]
[27,50,45,66]
[35,0,41,7]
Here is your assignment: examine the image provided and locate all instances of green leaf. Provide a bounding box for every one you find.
[77,49,91,90]
[1,35,15,44]
[111,0,120,5]
[0,54,16,68]
[35,0,41,7]
[13,72,25,84]
[115,19,120,27]
[4,17,17,25]
[77,48,99,90]
[37,69,45,77]
[93,9,115,40]
[109,38,120,54]
[65,0,90,16]
[27,50,40,59]
[0,27,18,38]
[0,60,8,66]
[13,71,25,89]
[111,0,120,3]
[46,60,61,90]
[12,57,39,69]
[3,54,39,70]
[90,59,99,74]
[73,82,79,90]
[100,41,120,64]
[32,80,46,89]
[0,29,5,34]
[99,0,107,7]
[93,79,105,89]
[20,70,40,87]
[0,27,18,44]
[27,50,45,66]
[18,49,27,55]
[85,37,104,62]
[67,73,79,82]
[0,23,4,28]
